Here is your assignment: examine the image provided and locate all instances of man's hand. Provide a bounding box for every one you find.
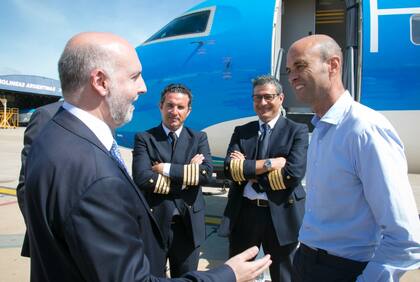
[151,162,164,174]
[225,246,271,282]
[270,157,286,171]
[190,154,204,164]
[256,157,286,175]
[230,150,246,160]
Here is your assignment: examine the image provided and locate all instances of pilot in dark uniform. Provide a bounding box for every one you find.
[220,75,309,282]
[133,84,212,277]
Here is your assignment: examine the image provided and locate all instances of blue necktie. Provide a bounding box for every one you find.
[168,131,178,151]
[252,123,270,193]
[168,131,178,159]
[258,123,269,159]
[110,140,127,171]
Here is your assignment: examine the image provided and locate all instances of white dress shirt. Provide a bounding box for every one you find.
[161,123,183,176]
[243,113,280,201]
[62,102,114,150]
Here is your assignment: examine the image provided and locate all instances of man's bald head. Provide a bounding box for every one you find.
[58,32,134,98]
[286,34,345,117]
[289,34,343,69]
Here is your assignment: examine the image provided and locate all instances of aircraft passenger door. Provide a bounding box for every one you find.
[278,0,316,115]
[272,0,283,79]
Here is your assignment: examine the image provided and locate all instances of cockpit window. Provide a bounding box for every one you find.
[144,7,215,44]
[411,14,420,45]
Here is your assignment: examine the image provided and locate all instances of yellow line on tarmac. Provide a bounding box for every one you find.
[0,188,223,225]
[0,189,223,226]
[0,187,17,196]
[205,215,221,225]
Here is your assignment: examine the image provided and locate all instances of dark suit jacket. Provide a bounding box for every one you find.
[132,125,213,248]
[221,117,308,245]
[17,100,62,257]
[25,109,233,282]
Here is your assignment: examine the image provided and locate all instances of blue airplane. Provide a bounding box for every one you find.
[116,0,420,176]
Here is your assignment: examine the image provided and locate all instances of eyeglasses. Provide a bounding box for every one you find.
[252,94,279,102]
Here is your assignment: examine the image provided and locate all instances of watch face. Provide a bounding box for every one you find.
[264,159,271,169]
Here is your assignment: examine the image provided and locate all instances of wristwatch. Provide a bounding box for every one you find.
[263,159,272,171]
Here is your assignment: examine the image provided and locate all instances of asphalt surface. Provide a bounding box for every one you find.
[0,127,418,281]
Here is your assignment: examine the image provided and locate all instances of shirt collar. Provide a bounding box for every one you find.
[62,101,114,150]
[162,123,183,138]
[259,112,280,130]
[311,90,352,127]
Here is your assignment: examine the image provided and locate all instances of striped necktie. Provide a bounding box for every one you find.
[252,123,270,193]
[257,123,270,159]
[168,131,178,152]
[110,140,127,171]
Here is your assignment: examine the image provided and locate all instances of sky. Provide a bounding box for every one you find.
[0,0,203,80]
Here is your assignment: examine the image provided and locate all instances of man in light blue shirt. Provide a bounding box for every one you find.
[286,34,420,281]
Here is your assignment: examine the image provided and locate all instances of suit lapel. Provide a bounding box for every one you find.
[172,127,192,164]
[243,121,259,160]
[149,125,172,163]
[269,116,286,156]
[53,108,109,154]
[54,110,165,244]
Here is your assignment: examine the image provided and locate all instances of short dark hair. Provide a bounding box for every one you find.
[160,83,193,108]
[252,75,283,94]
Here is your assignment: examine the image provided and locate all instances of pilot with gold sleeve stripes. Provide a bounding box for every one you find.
[132,84,212,278]
[220,75,309,282]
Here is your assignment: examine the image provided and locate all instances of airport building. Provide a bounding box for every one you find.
[0,74,61,127]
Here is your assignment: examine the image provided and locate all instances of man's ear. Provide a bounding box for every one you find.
[278,93,285,104]
[328,55,341,75]
[90,69,109,97]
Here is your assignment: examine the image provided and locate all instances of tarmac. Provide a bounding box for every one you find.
[0,127,419,281]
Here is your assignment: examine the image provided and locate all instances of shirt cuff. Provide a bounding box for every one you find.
[163,163,171,176]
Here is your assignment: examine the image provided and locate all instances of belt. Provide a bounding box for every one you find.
[171,215,182,224]
[243,197,269,207]
[299,244,368,269]
[300,243,329,256]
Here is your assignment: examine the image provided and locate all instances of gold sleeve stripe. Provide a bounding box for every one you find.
[274,169,283,190]
[268,170,278,190]
[230,159,246,182]
[268,169,284,190]
[194,164,199,186]
[193,164,197,185]
[229,160,236,181]
[278,169,286,190]
[158,175,165,193]
[154,175,171,194]
[268,170,275,190]
[189,164,194,186]
[183,164,188,186]
[238,160,245,181]
[230,159,239,182]
[188,164,192,185]
[182,164,200,186]
[162,177,171,194]
[155,175,163,193]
